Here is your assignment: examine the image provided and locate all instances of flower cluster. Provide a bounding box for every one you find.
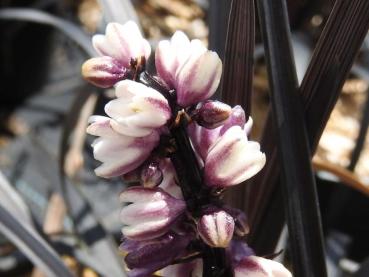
[83,21,291,277]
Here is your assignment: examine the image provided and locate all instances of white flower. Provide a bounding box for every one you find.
[105,80,171,137]
[92,21,151,68]
[204,126,266,187]
[234,256,292,277]
[87,116,159,178]
[155,31,222,107]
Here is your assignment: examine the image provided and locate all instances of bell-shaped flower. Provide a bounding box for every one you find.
[82,56,127,88]
[195,100,232,129]
[161,258,203,277]
[234,256,292,277]
[87,116,159,178]
[155,31,222,107]
[120,187,186,240]
[197,209,234,248]
[92,21,151,68]
[121,232,191,277]
[105,80,171,137]
[204,126,266,187]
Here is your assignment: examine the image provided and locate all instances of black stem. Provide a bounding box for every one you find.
[139,72,233,277]
[256,0,327,276]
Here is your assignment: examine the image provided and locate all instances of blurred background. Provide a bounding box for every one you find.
[0,0,369,276]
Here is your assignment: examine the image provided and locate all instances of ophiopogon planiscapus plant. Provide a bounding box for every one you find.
[82,21,292,277]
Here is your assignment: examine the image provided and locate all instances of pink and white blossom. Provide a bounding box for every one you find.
[87,116,159,178]
[105,80,171,137]
[120,187,186,240]
[155,31,222,107]
[197,210,235,248]
[92,21,151,68]
[204,126,266,187]
[234,256,292,277]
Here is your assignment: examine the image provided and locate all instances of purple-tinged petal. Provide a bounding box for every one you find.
[158,159,183,199]
[195,100,232,129]
[234,256,292,277]
[119,187,186,240]
[204,126,266,187]
[176,49,222,107]
[92,21,151,68]
[81,56,127,88]
[228,240,254,265]
[89,128,159,178]
[220,105,246,135]
[105,80,171,137]
[223,206,249,237]
[155,31,192,88]
[122,232,191,277]
[188,122,221,162]
[198,209,234,248]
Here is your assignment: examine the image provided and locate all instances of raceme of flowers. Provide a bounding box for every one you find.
[82,21,291,277]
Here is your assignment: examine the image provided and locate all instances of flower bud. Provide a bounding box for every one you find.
[87,116,160,178]
[195,101,232,129]
[197,210,234,248]
[92,21,151,68]
[204,126,266,187]
[120,187,186,240]
[175,47,222,107]
[105,80,171,137]
[234,256,292,277]
[121,232,191,277]
[141,162,163,188]
[82,56,127,88]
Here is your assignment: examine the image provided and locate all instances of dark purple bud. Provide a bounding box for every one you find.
[122,232,191,277]
[195,100,232,129]
[82,56,127,88]
[141,162,163,188]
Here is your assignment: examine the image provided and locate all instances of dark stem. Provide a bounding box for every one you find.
[139,72,233,277]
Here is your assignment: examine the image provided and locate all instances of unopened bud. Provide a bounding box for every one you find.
[82,56,127,88]
[141,162,163,188]
[197,209,234,248]
[195,101,232,129]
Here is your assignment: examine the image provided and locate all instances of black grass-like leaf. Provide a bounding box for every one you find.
[255,0,326,276]
[248,0,369,261]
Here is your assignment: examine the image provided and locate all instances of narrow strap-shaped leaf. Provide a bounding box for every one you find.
[255,0,326,276]
[0,173,73,277]
[0,8,95,57]
[220,0,255,210]
[248,0,369,256]
[348,89,369,171]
